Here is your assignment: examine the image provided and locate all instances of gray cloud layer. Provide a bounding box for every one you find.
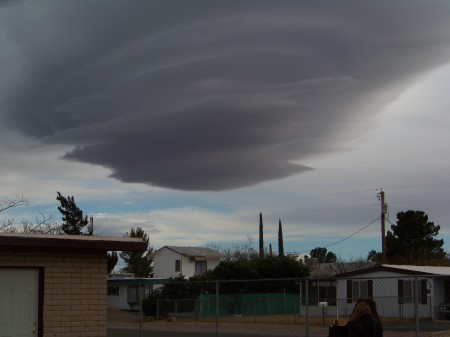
[1,1,450,190]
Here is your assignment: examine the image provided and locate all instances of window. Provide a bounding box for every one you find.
[346,280,373,303]
[398,279,427,304]
[175,259,181,272]
[107,285,119,296]
[355,280,368,301]
[195,261,207,275]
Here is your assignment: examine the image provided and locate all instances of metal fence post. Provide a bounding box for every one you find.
[200,291,203,319]
[139,284,143,337]
[414,276,420,337]
[299,282,302,321]
[156,298,159,320]
[305,279,309,337]
[216,280,220,337]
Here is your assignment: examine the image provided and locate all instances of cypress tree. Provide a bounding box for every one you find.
[278,219,284,257]
[259,213,264,258]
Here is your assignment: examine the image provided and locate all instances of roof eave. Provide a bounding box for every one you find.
[0,234,147,251]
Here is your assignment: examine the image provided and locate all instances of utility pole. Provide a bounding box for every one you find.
[88,216,94,235]
[378,190,387,263]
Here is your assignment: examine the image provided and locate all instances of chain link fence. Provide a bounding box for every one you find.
[107,275,450,337]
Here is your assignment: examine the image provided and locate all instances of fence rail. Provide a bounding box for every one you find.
[107,275,450,337]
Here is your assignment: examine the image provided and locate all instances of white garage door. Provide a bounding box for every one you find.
[0,268,39,337]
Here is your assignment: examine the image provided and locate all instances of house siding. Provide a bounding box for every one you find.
[152,248,183,278]
[0,247,107,337]
[107,284,129,310]
[336,271,435,319]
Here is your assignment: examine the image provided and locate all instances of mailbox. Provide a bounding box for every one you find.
[319,301,328,308]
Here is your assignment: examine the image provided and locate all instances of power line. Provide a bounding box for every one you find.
[204,188,380,210]
[387,199,450,206]
[188,202,380,225]
[296,216,381,254]
[192,182,450,211]
[192,182,450,224]
[384,182,450,191]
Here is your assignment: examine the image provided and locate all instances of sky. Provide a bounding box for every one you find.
[1,1,450,261]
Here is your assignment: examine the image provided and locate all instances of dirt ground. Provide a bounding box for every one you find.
[107,309,450,336]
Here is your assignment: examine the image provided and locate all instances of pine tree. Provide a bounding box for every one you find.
[120,227,153,277]
[56,191,90,235]
[386,210,445,263]
[278,219,284,257]
[107,251,118,274]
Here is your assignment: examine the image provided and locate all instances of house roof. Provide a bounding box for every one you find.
[151,245,224,259]
[335,263,450,278]
[306,261,379,278]
[0,233,147,251]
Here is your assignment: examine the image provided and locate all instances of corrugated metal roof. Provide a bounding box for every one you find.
[383,264,450,276]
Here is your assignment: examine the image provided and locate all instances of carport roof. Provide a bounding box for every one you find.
[0,233,147,251]
[334,263,450,277]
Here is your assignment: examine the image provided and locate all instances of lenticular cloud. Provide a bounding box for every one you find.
[1,1,450,190]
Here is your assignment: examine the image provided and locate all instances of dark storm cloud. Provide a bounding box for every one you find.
[1,1,450,190]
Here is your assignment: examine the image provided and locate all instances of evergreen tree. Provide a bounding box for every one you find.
[120,227,153,277]
[310,247,337,263]
[386,210,445,264]
[278,219,284,257]
[208,255,309,281]
[367,250,382,262]
[259,213,264,258]
[56,191,90,235]
[107,251,118,274]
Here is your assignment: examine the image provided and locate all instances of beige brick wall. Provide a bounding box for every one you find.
[0,248,107,337]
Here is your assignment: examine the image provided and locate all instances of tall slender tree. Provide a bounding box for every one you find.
[259,213,264,258]
[56,191,90,235]
[278,219,284,257]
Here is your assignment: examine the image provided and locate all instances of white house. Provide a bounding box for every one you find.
[151,246,224,279]
[107,274,166,310]
[334,264,450,320]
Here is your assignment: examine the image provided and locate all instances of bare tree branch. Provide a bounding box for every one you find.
[0,195,29,213]
[0,195,61,234]
[20,210,62,234]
